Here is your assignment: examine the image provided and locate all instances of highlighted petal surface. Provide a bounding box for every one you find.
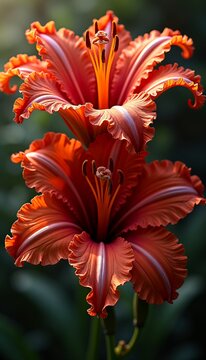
[87,93,156,152]
[6,194,81,266]
[113,160,205,233]
[69,232,134,318]
[126,227,187,303]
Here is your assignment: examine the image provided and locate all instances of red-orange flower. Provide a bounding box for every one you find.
[0,11,204,151]
[6,132,205,317]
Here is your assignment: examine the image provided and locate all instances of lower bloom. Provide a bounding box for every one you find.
[6,132,205,317]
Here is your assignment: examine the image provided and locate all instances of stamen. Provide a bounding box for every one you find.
[94,20,99,34]
[109,158,114,172]
[82,159,88,176]
[118,169,124,184]
[85,20,119,109]
[92,160,97,174]
[85,30,91,49]
[114,35,119,52]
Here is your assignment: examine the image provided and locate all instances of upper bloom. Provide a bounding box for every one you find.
[0,11,204,151]
[6,132,205,317]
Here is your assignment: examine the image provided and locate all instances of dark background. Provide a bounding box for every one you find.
[0,0,206,359]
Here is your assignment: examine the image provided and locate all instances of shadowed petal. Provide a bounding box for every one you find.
[26,21,96,105]
[137,63,205,108]
[126,227,187,303]
[86,92,156,152]
[112,28,194,104]
[68,232,134,318]
[0,54,48,94]
[11,132,94,231]
[113,160,205,233]
[5,194,81,267]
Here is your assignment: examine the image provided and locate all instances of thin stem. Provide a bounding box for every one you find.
[101,307,117,360]
[105,334,116,360]
[86,317,100,360]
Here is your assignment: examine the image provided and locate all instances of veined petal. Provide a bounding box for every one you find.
[112,28,194,104]
[86,92,156,152]
[26,21,96,105]
[11,132,93,232]
[5,194,81,267]
[113,160,205,234]
[137,63,205,109]
[87,133,146,214]
[0,54,48,94]
[13,71,93,146]
[126,227,187,304]
[68,232,134,318]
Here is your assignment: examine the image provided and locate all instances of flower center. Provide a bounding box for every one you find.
[85,21,119,109]
[82,159,124,243]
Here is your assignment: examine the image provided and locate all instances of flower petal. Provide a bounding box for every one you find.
[0,54,48,94]
[11,132,94,231]
[112,28,194,104]
[126,227,187,304]
[14,71,94,146]
[137,63,205,109]
[26,21,96,105]
[68,232,134,318]
[86,92,156,152]
[5,194,81,267]
[113,160,205,233]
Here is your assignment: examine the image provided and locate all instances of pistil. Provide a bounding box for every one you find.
[85,21,119,109]
[82,160,124,243]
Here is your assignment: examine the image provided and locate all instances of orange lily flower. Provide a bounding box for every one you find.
[6,132,205,318]
[0,11,204,151]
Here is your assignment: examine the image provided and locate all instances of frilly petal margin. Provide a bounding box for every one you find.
[111,28,194,105]
[136,63,205,109]
[112,160,205,234]
[68,231,134,318]
[0,54,48,94]
[86,92,156,152]
[13,71,95,147]
[126,227,187,304]
[5,194,82,267]
[25,20,96,105]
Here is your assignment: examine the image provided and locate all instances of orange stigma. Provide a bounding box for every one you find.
[85,21,119,109]
[82,159,124,242]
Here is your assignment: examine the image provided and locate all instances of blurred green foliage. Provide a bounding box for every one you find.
[0,0,206,359]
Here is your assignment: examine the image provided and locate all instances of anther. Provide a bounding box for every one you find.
[118,169,124,184]
[92,160,97,174]
[112,21,117,38]
[85,30,91,49]
[96,166,112,181]
[108,180,113,195]
[114,35,119,52]
[109,158,114,172]
[82,160,88,176]
[94,20,99,34]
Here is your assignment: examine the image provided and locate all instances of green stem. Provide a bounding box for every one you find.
[101,307,117,360]
[86,317,100,360]
[105,333,116,360]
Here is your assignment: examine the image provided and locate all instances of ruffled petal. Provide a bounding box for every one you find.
[5,194,81,267]
[137,63,205,109]
[68,232,134,318]
[13,71,94,146]
[112,160,205,234]
[126,227,187,304]
[0,54,48,94]
[86,92,156,152]
[87,133,146,214]
[11,132,94,231]
[112,28,194,104]
[26,21,96,105]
